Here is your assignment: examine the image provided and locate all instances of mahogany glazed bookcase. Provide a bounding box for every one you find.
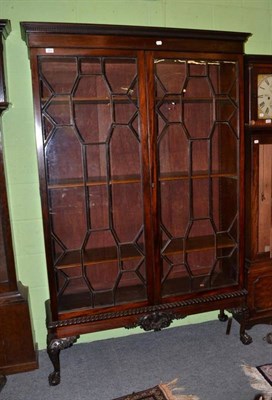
[0,20,37,392]
[21,22,251,385]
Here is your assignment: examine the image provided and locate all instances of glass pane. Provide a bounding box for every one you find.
[183,75,212,98]
[155,59,186,93]
[155,57,239,297]
[183,102,213,138]
[193,179,209,218]
[112,183,143,242]
[39,55,147,309]
[159,98,182,123]
[162,255,190,297]
[86,144,107,183]
[159,124,188,177]
[49,187,86,255]
[74,102,111,143]
[160,180,190,238]
[46,97,71,125]
[46,126,83,186]
[212,124,237,176]
[89,185,109,230]
[79,58,102,74]
[211,250,238,287]
[40,57,77,95]
[110,125,141,179]
[105,58,137,93]
[192,140,209,174]
[209,61,237,99]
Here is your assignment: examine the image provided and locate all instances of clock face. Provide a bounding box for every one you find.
[258,74,272,119]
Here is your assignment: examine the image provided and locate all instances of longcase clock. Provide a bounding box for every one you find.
[0,20,38,391]
[241,55,272,332]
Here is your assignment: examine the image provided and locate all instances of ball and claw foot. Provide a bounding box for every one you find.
[48,371,60,386]
[265,332,272,344]
[47,335,78,386]
[240,331,253,345]
[218,310,228,322]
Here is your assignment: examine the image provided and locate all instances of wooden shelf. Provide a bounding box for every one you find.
[41,94,232,106]
[156,96,213,103]
[48,175,142,189]
[48,171,237,189]
[159,171,237,181]
[58,284,147,311]
[54,233,235,270]
[162,234,236,255]
[41,96,138,105]
[55,243,144,269]
[161,271,232,297]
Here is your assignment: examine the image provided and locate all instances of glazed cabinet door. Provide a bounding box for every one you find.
[147,53,242,299]
[32,47,244,315]
[34,50,152,314]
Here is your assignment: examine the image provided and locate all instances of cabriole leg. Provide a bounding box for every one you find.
[47,334,79,386]
[240,328,253,345]
[234,307,253,345]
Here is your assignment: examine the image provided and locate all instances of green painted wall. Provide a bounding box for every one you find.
[0,0,271,350]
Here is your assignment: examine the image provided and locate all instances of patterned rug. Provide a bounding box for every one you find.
[113,380,199,400]
[243,364,272,399]
[257,364,272,386]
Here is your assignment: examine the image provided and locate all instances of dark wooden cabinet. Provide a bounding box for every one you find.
[0,20,38,391]
[21,22,251,385]
[240,55,272,330]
